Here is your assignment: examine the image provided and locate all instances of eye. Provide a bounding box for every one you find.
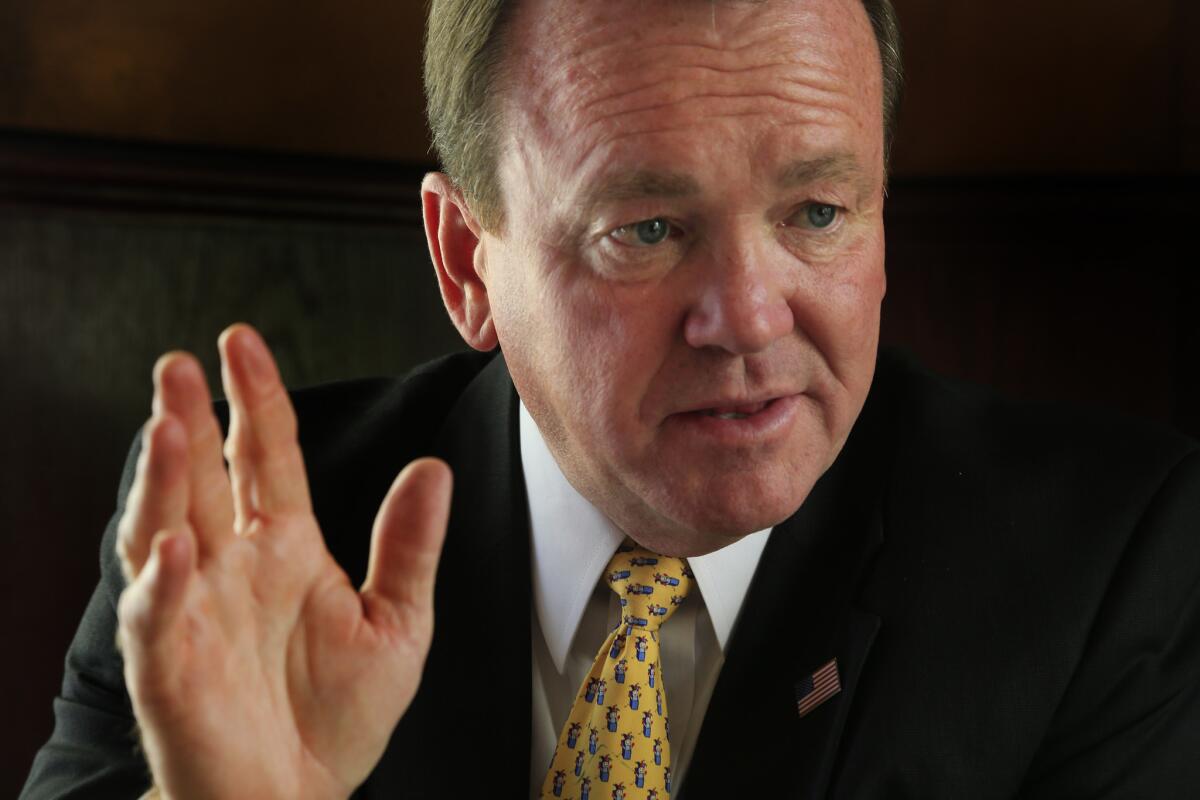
[611,218,673,247]
[804,203,839,229]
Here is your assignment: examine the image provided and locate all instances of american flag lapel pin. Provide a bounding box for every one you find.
[796,658,842,718]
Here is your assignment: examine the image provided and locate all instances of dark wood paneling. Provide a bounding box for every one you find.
[890,0,1185,175]
[1174,0,1200,171]
[1,1,1197,175]
[0,128,426,224]
[0,0,429,160]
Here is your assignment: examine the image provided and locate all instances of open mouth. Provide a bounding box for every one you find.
[667,395,800,444]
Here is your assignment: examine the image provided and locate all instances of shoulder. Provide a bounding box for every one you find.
[214,348,502,582]
[861,347,1200,668]
[845,350,1200,793]
[870,347,1198,512]
[211,348,498,466]
[293,348,498,461]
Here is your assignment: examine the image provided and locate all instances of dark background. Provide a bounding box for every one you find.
[2,1,1197,795]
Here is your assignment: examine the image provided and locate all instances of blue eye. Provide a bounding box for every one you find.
[633,218,670,245]
[806,204,838,229]
[611,218,673,247]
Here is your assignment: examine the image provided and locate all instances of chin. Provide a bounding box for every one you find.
[638,475,813,556]
[692,497,800,539]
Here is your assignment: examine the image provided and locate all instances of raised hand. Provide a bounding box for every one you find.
[115,323,452,800]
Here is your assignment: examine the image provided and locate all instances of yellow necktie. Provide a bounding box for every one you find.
[541,540,692,800]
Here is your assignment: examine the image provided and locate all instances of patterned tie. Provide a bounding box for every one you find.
[541,539,692,800]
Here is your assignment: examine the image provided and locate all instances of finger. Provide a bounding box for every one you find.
[361,459,453,622]
[118,528,196,676]
[117,415,191,582]
[217,323,312,524]
[153,352,236,559]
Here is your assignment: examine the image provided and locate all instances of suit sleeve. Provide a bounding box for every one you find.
[1019,448,1200,798]
[20,433,154,799]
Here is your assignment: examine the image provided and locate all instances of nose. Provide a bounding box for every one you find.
[682,235,794,355]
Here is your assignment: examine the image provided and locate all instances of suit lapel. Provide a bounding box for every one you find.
[681,383,892,800]
[367,354,532,798]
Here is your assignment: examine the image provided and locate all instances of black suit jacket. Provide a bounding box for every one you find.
[22,349,1200,798]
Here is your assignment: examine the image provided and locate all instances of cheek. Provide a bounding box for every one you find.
[553,278,679,443]
[561,284,650,389]
[495,256,659,431]
[802,229,885,356]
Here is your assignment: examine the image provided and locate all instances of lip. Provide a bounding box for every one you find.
[676,393,785,415]
[664,393,803,446]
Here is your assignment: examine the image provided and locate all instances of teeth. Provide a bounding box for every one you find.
[707,411,749,420]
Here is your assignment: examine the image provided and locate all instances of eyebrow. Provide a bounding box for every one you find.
[776,154,872,197]
[581,153,872,211]
[586,170,701,206]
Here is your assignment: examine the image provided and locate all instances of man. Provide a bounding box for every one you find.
[22,0,1200,798]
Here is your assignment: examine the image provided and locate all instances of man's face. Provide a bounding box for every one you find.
[478,0,886,556]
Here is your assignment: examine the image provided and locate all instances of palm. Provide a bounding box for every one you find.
[116,325,451,800]
[157,520,414,798]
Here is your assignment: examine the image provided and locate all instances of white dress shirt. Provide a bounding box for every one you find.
[520,401,771,797]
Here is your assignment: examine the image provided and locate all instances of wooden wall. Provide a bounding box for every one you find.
[0,0,429,160]
[2,1,1197,796]
[892,0,1199,174]
[1,0,1196,174]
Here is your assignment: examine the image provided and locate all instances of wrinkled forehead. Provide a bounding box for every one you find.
[497,0,883,189]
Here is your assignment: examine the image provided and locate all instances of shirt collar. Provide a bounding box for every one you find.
[520,401,771,673]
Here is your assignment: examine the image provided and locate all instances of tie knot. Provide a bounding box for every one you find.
[604,539,691,632]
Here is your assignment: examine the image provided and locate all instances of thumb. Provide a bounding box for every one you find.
[361,458,453,622]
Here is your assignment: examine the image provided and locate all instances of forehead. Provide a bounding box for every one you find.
[498,0,883,194]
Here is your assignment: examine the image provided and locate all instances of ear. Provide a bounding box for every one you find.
[421,172,499,351]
